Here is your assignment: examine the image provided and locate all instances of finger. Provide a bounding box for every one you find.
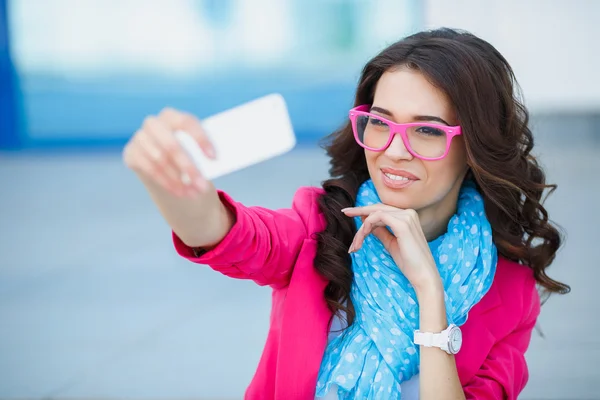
[342,204,398,216]
[349,212,388,252]
[371,225,397,250]
[144,117,208,193]
[136,132,191,197]
[159,108,216,159]
[129,137,181,196]
[351,211,411,253]
[378,211,427,256]
[406,209,426,240]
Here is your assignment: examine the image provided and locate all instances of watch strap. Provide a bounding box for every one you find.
[414,330,443,347]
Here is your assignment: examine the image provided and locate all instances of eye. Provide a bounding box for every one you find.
[369,117,387,127]
[416,126,445,136]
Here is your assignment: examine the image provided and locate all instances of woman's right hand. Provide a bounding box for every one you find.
[123,107,216,198]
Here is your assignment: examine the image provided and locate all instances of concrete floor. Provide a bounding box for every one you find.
[0,138,598,399]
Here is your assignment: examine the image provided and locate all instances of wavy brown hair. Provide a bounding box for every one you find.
[313,28,570,328]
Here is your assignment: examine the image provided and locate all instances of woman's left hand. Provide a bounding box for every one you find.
[342,204,442,295]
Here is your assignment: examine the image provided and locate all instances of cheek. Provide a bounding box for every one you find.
[365,150,379,173]
[426,160,462,182]
[425,140,468,183]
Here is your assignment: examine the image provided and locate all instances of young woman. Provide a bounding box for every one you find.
[123,28,569,399]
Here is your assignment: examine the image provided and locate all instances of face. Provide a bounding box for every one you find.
[364,67,469,238]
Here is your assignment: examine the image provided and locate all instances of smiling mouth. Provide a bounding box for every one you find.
[383,172,412,181]
[380,170,417,189]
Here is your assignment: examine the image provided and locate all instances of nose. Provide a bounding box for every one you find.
[384,133,413,161]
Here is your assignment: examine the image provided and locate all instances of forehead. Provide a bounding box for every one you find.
[372,68,456,123]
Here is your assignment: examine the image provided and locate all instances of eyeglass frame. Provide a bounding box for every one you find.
[348,105,463,161]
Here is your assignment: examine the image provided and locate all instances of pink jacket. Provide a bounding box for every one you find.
[173,187,541,400]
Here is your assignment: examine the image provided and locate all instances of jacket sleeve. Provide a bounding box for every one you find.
[172,187,322,289]
[463,276,541,400]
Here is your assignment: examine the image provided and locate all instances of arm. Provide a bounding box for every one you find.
[173,188,320,289]
[418,275,541,400]
[141,177,234,248]
[417,284,466,400]
[123,107,320,289]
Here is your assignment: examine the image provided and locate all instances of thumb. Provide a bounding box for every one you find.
[372,226,397,251]
[372,226,403,267]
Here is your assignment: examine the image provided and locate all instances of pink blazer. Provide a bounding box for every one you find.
[173,187,541,400]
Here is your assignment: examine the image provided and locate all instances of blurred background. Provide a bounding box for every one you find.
[0,0,598,399]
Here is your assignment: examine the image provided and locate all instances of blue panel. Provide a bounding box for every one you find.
[0,0,21,149]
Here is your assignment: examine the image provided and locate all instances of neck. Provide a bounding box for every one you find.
[418,207,455,242]
[418,183,464,242]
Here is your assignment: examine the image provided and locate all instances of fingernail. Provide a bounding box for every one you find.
[341,208,350,213]
[206,147,216,159]
[181,172,191,186]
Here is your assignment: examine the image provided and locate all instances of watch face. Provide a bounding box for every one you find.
[449,327,463,354]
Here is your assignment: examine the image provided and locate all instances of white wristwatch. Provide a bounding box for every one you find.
[414,324,462,355]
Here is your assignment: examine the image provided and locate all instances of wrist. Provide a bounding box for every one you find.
[414,276,444,301]
[416,279,447,333]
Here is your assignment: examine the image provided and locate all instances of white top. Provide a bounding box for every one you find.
[315,312,419,399]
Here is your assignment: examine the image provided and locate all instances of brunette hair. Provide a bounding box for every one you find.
[314,28,570,327]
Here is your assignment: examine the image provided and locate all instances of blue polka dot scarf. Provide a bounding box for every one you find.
[315,179,497,399]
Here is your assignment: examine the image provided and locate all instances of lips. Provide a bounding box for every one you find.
[379,167,419,190]
[380,167,419,181]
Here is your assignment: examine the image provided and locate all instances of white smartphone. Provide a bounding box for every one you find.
[174,93,297,180]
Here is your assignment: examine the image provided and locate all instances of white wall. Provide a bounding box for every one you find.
[424,0,600,112]
[8,0,419,78]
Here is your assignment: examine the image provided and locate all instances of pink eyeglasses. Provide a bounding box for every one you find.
[349,105,462,161]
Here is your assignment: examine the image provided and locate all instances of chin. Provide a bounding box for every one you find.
[372,179,419,210]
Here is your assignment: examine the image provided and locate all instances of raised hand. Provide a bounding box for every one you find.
[123,108,215,197]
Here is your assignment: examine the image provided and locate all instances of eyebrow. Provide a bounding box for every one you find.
[370,106,451,126]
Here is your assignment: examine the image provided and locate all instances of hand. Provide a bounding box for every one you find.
[123,107,215,197]
[342,204,442,295]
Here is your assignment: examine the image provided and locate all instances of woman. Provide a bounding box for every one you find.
[123,28,569,399]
